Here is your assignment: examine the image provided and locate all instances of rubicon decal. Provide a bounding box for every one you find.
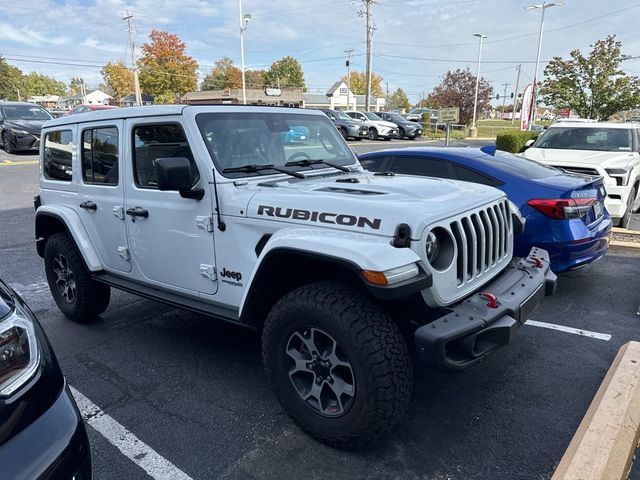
[257,205,381,230]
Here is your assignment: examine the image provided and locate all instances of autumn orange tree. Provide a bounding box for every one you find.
[138,30,198,104]
[343,71,383,97]
[101,62,134,101]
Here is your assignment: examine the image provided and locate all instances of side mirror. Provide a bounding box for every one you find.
[524,139,535,147]
[154,157,204,200]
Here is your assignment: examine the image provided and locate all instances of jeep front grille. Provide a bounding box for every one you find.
[450,200,511,286]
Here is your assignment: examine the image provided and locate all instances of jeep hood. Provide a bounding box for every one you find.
[240,171,504,238]
[524,147,633,169]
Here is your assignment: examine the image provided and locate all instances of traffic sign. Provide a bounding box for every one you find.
[438,107,459,124]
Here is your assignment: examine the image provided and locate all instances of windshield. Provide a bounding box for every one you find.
[478,150,561,179]
[533,127,633,152]
[1,104,53,121]
[195,112,357,178]
[363,112,382,121]
[384,113,406,123]
[333,110,353,121]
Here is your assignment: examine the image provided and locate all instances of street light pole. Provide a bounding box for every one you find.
[471,33,487,130]
[526,2,564,129]
[238,0,251,105]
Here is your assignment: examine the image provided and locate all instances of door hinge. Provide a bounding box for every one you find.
[196,216,214,232]
[117,246,130,261]
[113,206,125,220]
[200,264,217,281]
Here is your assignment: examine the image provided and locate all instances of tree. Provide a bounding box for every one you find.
[427,68,493,125]
[138,30,198,103]
[201,57,241,90]
[69,77,84,96]
[542,35,640,120]
[0,57,23,100]
[385,88,410,111]
[245,69,266,89]
[21,72,67,97]
[342,71,383,97]
[264,56,305,88]
[101,62,134,100]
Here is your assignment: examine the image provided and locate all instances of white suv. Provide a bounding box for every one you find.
[34,105,554,448]
[344,110,399,140]
[522,121,640,228]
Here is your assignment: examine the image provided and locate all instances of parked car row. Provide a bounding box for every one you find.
[316,108,423,141]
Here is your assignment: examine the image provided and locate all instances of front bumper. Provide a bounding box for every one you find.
[11,132,40,151]
[0,385,92,480]
[605,184,632,218]
[415,247,556,372]
[379,128,400,139]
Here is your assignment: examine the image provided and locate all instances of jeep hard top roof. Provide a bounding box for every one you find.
[43,105,326,128]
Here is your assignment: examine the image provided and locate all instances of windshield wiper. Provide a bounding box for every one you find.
[222,164,305,179]
[284,159,351,172]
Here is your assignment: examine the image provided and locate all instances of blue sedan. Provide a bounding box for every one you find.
[359,146,612,272]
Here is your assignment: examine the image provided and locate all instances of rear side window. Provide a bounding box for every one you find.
[82,127,119,186]
[359,156,385,172]
[132,123,199,189]
[453,164,503,186]
[389,156,455,179]
[43,130,73,182]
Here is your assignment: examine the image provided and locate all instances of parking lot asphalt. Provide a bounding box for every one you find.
[2,141,640,480]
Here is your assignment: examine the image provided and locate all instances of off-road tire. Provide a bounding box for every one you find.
[262,281,412,449]
[44,232,111,322]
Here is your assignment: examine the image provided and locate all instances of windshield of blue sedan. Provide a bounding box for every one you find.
[1,105,53,121]
[195,112,356,177]
[533,127,633,151]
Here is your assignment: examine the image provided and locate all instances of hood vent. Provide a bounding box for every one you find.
[315,187,384,195]
[336,177,360,183]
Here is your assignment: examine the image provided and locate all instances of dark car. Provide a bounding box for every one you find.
[64,104,118,116]
[0,278,91,479]
[359,146,612,272]
[318,109,369,140]
[377,112,423,139]
[0,102,53,154]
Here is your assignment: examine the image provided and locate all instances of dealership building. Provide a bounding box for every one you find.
[182,80,385,111]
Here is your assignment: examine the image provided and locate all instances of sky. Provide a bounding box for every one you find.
[1,0,639,105]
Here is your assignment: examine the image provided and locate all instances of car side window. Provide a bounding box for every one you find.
[82,127,119,186]
[132,123,200,189]
[453,164,503,186]
[389,156,455,179]
[43,130,73,182]
[359,156,386,172]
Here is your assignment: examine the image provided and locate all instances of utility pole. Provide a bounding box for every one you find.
[359,0,376,112]
[471,33,487,130]
[16,88,21,102]
[238,1,251,105]
[385,82,389,98]
[345,49,354,110]
[123,11,142,106]
[511,64,522,125]
[501,83,509,119]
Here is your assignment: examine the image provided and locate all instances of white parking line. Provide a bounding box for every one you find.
[69,386,193,480]
[525,320,612,341]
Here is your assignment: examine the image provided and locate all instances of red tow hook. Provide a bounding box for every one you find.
[482,292,498,309]
[531,256,544,268]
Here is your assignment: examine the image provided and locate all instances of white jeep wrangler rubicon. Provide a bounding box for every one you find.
[35,106,556,448]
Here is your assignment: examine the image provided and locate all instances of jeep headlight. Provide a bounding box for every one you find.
[0,296,40,397]
[425,227,455,271]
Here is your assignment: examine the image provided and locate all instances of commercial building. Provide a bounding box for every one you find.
[303,81,386,112]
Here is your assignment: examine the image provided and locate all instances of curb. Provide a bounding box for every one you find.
[552,341,640,480]
[610,240,640,250]
[613,227,640,235]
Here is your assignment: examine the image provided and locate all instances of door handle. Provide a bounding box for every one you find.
[125,207,149,222]
[79,201,97,211]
